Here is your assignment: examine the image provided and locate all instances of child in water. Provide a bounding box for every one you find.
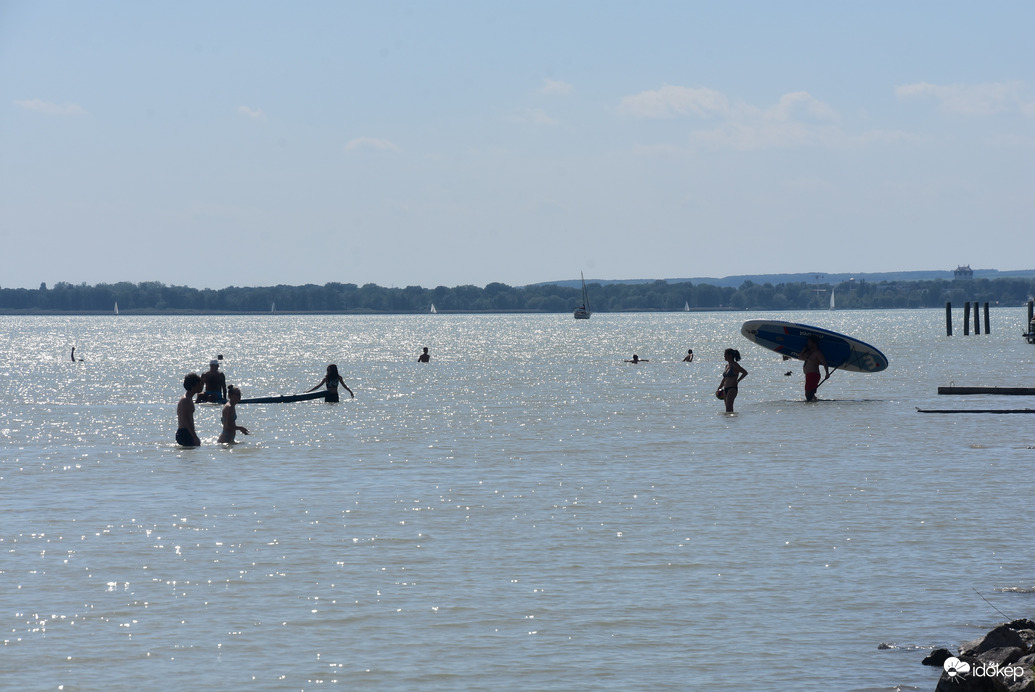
[217,385,250,443]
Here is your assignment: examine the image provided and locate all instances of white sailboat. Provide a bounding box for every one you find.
[574,273,591,319]
[430,303,437,314]
[271,302,276,314]
[829,288,836,310]
[684,301,690,312]
[114,302,119,315]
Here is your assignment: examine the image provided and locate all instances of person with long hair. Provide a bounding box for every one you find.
[305,364,354,402]
[217,385,250,443]
[717,348,747,413]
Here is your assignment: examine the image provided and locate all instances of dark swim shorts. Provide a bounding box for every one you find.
[175,428,198,446]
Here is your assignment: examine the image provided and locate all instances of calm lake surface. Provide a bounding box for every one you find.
[2,310,1033,691]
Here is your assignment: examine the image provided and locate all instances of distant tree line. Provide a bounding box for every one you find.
[2,277,1034,313]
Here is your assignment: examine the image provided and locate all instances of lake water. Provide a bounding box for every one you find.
[2,309,1033,691]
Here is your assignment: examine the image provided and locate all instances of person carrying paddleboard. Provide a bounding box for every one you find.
[799,336,829,402]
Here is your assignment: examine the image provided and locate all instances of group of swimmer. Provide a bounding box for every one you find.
[624,350,696,364]
[176,372,248,447]
[176,340,828,443]
[176,348,432,447]
[625,338,829,413]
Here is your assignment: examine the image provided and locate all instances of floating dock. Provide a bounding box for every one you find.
[937,386,1035,395]
[918,408,1035,414]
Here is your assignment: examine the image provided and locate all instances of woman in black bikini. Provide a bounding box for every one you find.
[718,348,747,413]
[305,364,354,403]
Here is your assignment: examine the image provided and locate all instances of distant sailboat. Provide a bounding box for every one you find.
[114,302,119,315]
[574,272,591,319]
[271,302,276,314]
[430,303,437,314]
[829,288,836,310]
[684,301,690,312]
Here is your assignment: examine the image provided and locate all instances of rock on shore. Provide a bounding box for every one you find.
[926,618,1035,691]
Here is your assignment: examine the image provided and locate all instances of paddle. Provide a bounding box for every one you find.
[816,365,840,389]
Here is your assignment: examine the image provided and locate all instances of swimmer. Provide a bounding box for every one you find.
[197,359,227,403]
[217,385,249,443]
[176,373,203,446]
[306,364,354,402]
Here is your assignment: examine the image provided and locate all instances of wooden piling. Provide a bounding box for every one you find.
[983,302,990,334]
[1028,301,1033,325]
[973,301,980,334]
[963,301,970,335]
[945,302,952,336]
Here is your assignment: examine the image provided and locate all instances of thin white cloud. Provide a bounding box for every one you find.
[763,91,838,122]
[619,85,846,150]
[15,98,86,115]
[895,81,1033,116]
[617,85,729,119]
[541,78,572,96]
[237,105,265,119]
[344,137,401,153]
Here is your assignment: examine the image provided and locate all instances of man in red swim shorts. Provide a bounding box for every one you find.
[800,336,829,402]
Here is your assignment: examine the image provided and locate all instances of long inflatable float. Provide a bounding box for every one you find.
[239,391,330,404]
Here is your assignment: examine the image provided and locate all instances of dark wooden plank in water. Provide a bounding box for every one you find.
[937,387,1035,395]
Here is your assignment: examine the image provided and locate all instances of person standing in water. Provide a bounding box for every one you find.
[217,385,249,443]
[417,347,430,363]
[306,364,354,402]
[682,349,694,362]
[198,359,227,403]
[176,373,203,446]
[718,348,747,413]
[798,336,829,402]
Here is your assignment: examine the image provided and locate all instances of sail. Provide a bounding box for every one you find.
[829,288,835,310]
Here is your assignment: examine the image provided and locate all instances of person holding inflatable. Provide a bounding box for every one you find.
[799,336,829,402]
[306,364,354,402]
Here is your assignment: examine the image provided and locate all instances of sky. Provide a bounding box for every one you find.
[1,1,1033,290]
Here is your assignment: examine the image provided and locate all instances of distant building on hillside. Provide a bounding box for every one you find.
[953,265,973,280]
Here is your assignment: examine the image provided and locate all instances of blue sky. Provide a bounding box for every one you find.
[2,1,1032,290]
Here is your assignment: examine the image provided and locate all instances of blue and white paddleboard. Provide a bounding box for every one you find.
[740,320,889,373]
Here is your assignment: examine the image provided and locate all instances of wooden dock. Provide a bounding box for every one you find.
[918,407,1035,414]
[937,386,1035,395]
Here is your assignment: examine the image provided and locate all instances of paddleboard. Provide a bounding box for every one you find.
[740,320,889,373]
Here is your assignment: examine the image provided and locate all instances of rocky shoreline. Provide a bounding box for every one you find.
[922,618,1035,691]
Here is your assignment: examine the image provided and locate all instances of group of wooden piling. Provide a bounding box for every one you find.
[921,301,1035,412]
[944,301,992,336]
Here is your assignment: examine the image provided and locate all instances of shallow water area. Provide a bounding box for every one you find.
[2,310,1034,691]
